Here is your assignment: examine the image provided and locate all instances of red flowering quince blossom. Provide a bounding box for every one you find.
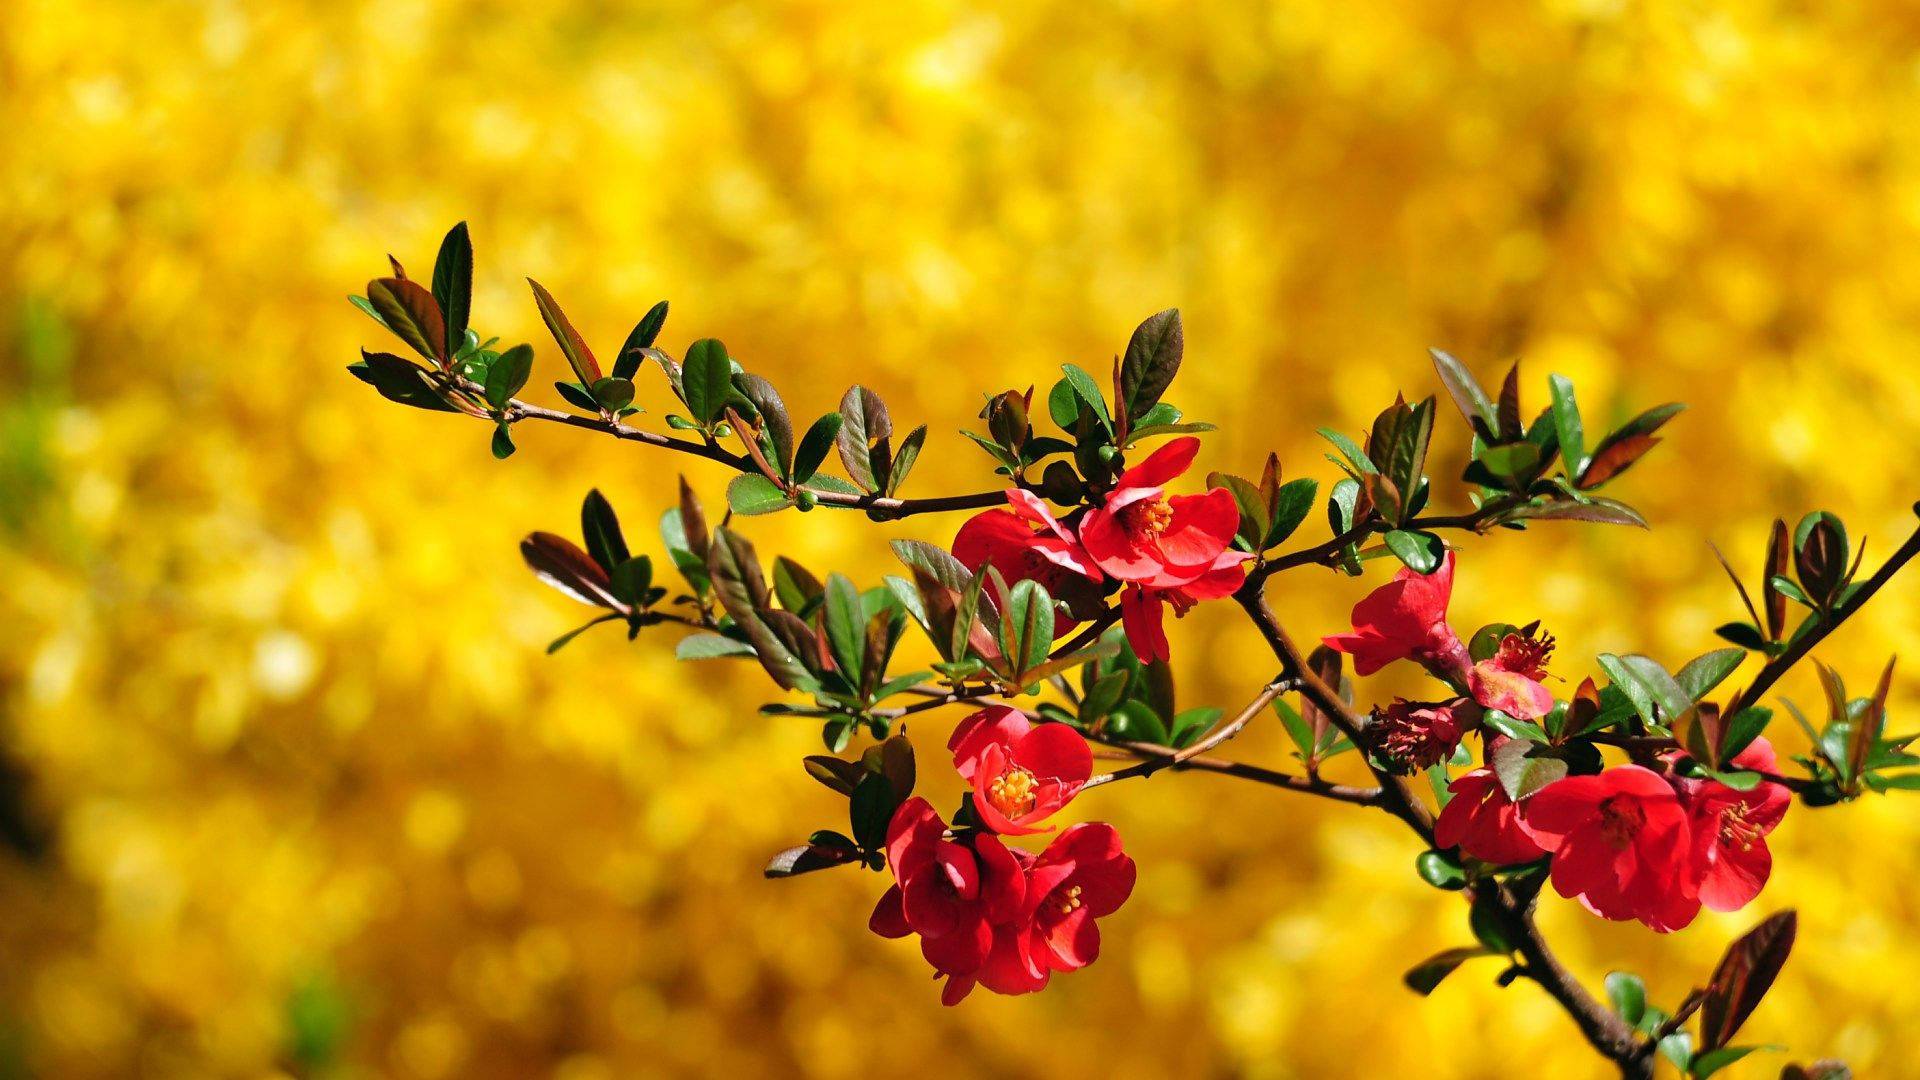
[1676,737,1792,913]
[1433,743,1549,866]
[868,797,1027,1005]
[1322,550,1471,677]
[952,490,1105,632]
[1322,551,1555,720]
[1077,436,1246,663]
[1466,629,1556,721]
[948,706,1094,835]
[995,823,1137,992]
[1520,765,1700,932]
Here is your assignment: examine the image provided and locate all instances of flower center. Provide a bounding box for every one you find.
[987,766,1039,819]
[1597,797,1644,850]
[1119,495,1174,538]
[1718,802,1763,851]
[1054,884,1083,916]
[1494,631,1556,681]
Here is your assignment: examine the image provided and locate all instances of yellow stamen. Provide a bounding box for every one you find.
[988,767,1039,818]
[1055,884,1083,915]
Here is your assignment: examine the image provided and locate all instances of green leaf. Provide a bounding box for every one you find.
[727,473,793,516]
[887,425,927,496]
[849,773,895,851]
[554,380,600,412]
[1169,707,1222,749]
[580,489,629,572]
[823,573,868,686]
[1491,738,1569,801]
[591,376,635,412]
[1715,621,1770,651]
[608,555,653,607]
[1676,648,1746,702]
[348,293,393,332]
[682,339,734,425]
[793,413,844,484]
[1003,579,1055,677]
[1468,889,1517,953]
[613,301,669,381]
[1415,850,1468,890]
[1605,972,1647,1027]
[1547,373,1585,476]
[490,422,515,459]
[1059,364,1112,432]
[1383,529,1443,573]
[706,526,813,690]
[1105,700,1170,745]
[527,278,602,384]
[1047,378,1080,432]
[431,222,472,355]
[736,373,794,475]
[1403,946,1492,995]
[1317,427,1377,475]
[1119,308,1183,423]
[675,633,757,660]
[1597,653,1691,728]
[1477,441,1541,482]
[1689,1046,1777,1078]
[1267,477,1318,546]
[483,343,535,408]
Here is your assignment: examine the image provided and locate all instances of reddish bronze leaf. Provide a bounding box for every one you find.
[1699,910,1797,1052]
[1575,433,1659,489]
[520,531,626,612]
[1849,656,1896,785]
[527,278,603,385]
[367,277,448,366]
[1764,518,1790,640]
[1496,362,1523,442]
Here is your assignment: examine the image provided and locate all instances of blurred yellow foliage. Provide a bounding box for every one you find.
[5,0,1920,1076]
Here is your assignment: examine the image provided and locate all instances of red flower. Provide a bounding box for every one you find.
[1680,737,1791,913]
[948,706,1094,835]
[1117,552,1247,664]
[1467,629,1556,720]
[1520,765,1700,932]
[953,490,1105,631]
[1079,437,1241,588]
[991,823,1137,992]
[1322,550,1471,680]
[1364,698,1471,774]
[1434,751,1549,866]
[868,797,1026,1003]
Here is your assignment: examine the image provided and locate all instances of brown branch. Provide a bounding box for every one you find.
[1084,675,1296,786]
[494,390,1012,519]
[1232,581,1435,839]
[1084,735,1383,804]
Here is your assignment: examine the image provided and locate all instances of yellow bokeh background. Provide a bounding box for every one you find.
[6,0,1920,1076]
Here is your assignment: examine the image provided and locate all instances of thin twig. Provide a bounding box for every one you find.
[1084,675,1295,786]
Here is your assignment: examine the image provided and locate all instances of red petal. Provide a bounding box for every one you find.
[1121,587,1170,663]
[1114,436,1199,490]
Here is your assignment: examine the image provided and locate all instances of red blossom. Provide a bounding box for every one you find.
[948,706,1094,835]
[952,490,1105,632]
[1678,737,1791,913]
[868,797,1026,1003]
[1116,552,1246,664]
[1364,698,1471,774]
[1434,754,1549,866]
[990,823,1137,992]
[1321,550,1471,680]
[1467,629,1556,720]
[1078,438,1239,586]
[1520,765,1700,932]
